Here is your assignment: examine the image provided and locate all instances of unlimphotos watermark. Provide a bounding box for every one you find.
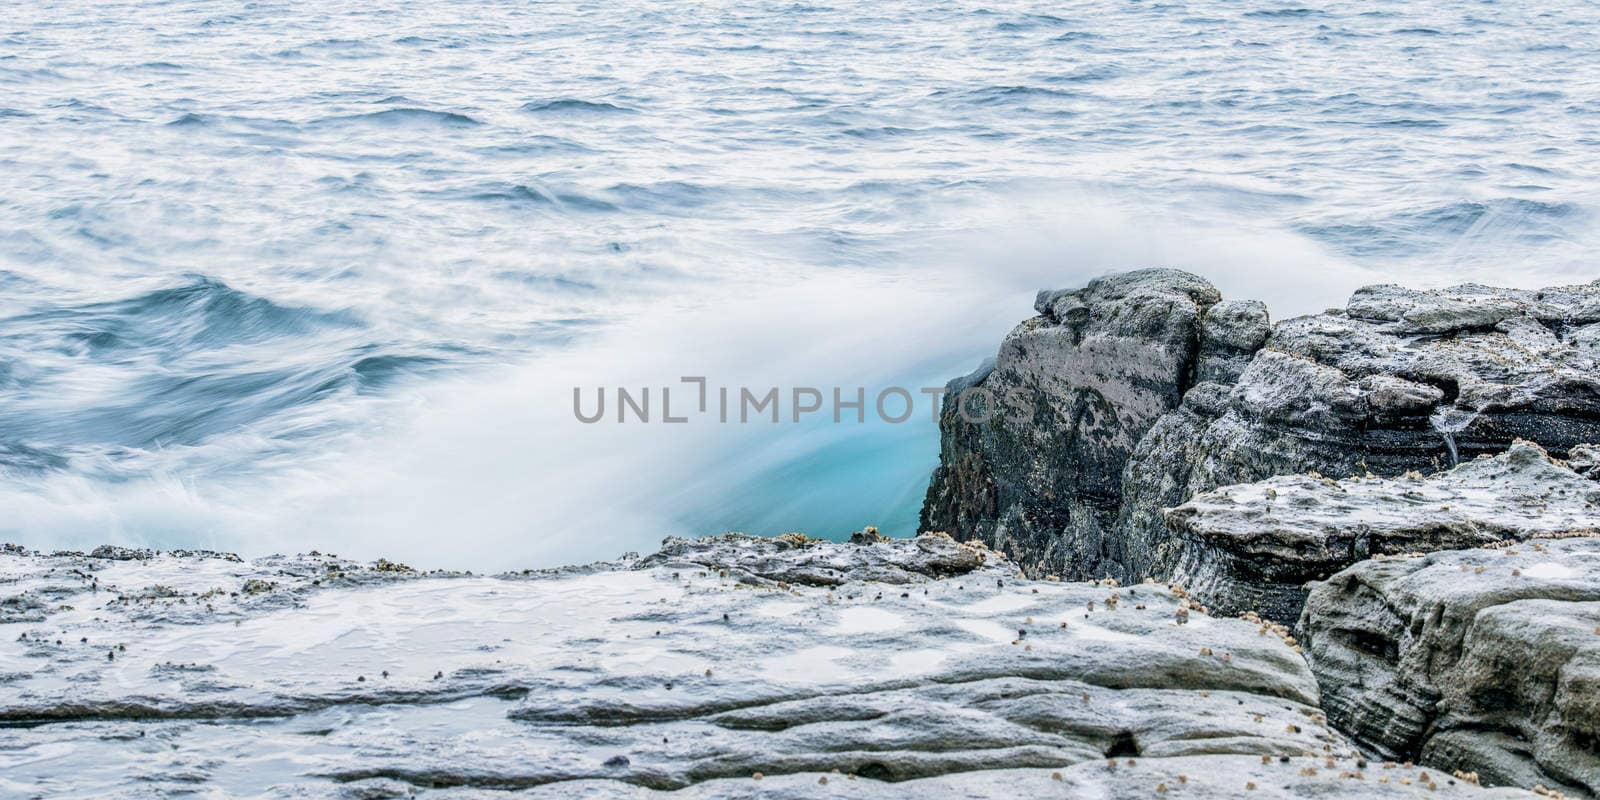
[572,376,1034,425]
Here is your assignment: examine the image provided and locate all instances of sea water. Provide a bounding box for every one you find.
[0,0,1596,567]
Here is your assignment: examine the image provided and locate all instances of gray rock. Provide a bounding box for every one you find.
[1,533,1361,797]
[1197,298,1272,384]
[1164,441,1600,624]
[924,274,1600,585]
[1300,535,1600,796]
[633,531,1004,586]
[511,757,1533,799]
[1567,443,1600,480]
[920,268,1225,580]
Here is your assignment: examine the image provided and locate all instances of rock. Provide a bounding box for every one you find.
[634,531,999,586]
[1567,444,1600,480]
[923,274,1600,584]
[511,757,1535,798]
[1300,535,1600,796]
[1,534,1355,796]
[1197,299,1272,384]
[1164,441,1600,623]
[920,269,1225,580]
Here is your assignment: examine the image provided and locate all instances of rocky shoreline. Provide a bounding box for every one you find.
[916,269,1600,797]
[6,270,1600,798]
[922,270,1600,584]
[0,533,1550,799]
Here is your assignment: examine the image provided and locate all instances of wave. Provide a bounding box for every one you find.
[1242,8,1324,19]
[0,275,358,356]
[520,99,634,115]
[956,85,1083,105]
[996,14,1074,32]
[0,276,457,471]
[1366,118,1447,128]
[1298,198,1587,258]
[0,189,1390,568]
[312,108,482,128]
[454,182,621,212]
[604,181,719,210]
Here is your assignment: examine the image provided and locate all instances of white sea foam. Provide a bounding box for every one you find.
[1,2,1596,566]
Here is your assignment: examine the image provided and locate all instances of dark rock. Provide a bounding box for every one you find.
[920,269,1224,580]
[923,274,1600,584]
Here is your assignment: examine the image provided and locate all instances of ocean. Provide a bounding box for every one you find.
[1,0,1596,568]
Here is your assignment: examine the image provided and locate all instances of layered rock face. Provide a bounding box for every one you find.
[923,273,1600,584]
[1300,535,1600,797]
[1164,442,1600,623]
[2,534,1398,798]
[920,270,1230,580]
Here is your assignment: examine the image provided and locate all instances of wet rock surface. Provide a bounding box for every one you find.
[923,273,1600,585]
[1164,442,1600,623]
[0,533,1383,797]
[632,531,999,586]
[1300,535,1600,797]
[511,757,1533,799]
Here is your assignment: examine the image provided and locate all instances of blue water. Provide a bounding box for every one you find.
[1,0,1596,567]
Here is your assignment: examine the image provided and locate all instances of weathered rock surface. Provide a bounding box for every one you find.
[1164,442,1600,623]
[0,533,1402,798]
[920,269,1224,580]
[923,273,1600,584]
[1301,535,1600,797]
[512,757,1532,799]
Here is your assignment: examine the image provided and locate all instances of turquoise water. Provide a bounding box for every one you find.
[1,0,1596,567]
